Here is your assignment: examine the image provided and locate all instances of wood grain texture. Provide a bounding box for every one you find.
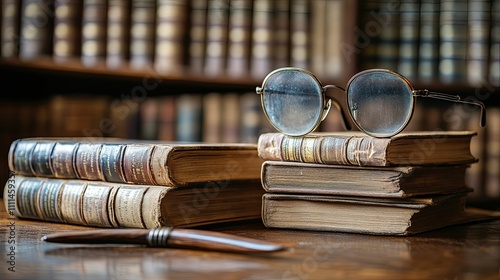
[1,198,499,279]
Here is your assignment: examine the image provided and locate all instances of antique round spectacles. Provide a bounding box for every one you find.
[256,67,487,138]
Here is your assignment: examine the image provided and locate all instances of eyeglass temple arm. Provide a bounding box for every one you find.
[324,85,352,131]
[413,90,486,127]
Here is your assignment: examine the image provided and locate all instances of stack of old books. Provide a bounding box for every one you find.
[4,138,264,228]
[257,131,498,236]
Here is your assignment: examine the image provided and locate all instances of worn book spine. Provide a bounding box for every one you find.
[129,0,156,70]
[9,140,160,184]
[272,0,290,69]
[81,0,107,66]
[397,0,419,80]
[489,0,500,86]
[1,0,22,58]
[203,0,229,76]
[226,0,252,78]
[439,0,467,84]
[106,0,130,68]
[53,0,83,61]
[466,0,490,86]
[188,0,208,73]
[51,142,79,178]
[324,0,344,79]
[418,0,440,82]
[258,132,476,166]
[6,175,263,229]
[19,0,54,60]
[289,0,310,70]
[250,0,273,78]
[257,133,391,166]
[5,175,172,228]
[74,142,103,180]
[154,0,188,73]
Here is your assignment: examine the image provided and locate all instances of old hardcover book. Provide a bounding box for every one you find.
[19,0,54,60]
[439,0,468,83]
[1,0,21,58]
[53,0,83,61]
[203,0,229,76]
[272,0,290,69]
[258,131,477,167]
[8,138,263,186]
[106,0,130,68]
[154,0,188,73]
[261,192,500,236]
[226,0,252,78]
[418,0,440,83]
[289,0,310,70]
[188,0,208,73]
[250,0,273,78]
[81,0,108,66]
[261,161,470,198]
[129,0,156,70]
[5,175,263,228]
[397,0,419,80]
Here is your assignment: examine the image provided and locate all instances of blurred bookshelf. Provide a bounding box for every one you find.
[0,0,498,207]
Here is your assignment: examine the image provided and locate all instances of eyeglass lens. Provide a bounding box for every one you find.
[347,71,414,137]
[262,70,324,136]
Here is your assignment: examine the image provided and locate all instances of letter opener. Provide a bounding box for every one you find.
[42,227,285,254]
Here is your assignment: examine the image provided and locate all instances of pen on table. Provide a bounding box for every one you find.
[41,227,286,254]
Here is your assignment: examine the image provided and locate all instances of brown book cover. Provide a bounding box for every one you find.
[1,0,22,58]
[258,131,478,167]
[19,0,54,60]
[261,161,470,198]
[289,0,310,70]
[81,0,107,66]
[203,0,229,76]
[188,0,208,73]
[9,137,264,186]
[5,175,264,228]
[53,0,83,61]
[129,0,156,70]
[250,0,273,78]
[106,0,130,68]
[262,192,500,236]
[226,0,252,78]
[154,0,188,73]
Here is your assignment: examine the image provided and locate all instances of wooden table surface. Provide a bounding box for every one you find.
[1,199,499,280]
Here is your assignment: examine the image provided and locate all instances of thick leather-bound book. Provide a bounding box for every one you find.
[258,131,477,167]
[262,192,500,236]
[261,161,470,198]
[8,138,263,186]
[1,0,22,58]
[106,0,130,68]
[81,0,108,66]
[5,175,263,228]
[53,0,83,61]
[129,0,156,70]
[19,0,54,60]
[154,0,188,73]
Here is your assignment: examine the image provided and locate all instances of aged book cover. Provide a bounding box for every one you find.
[258,131,477,166]
[8,138,263,186]
[261,161,470,197]
[4,175,264,228]
[262,192,500,236]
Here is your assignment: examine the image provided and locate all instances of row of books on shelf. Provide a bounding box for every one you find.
[359,0,500,87]
[4,130,500,235]
[0,0,352,81]
[1,94,499,201]
[0,92,269,143]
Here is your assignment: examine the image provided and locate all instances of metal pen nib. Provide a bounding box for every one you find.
[41,227,286,254]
